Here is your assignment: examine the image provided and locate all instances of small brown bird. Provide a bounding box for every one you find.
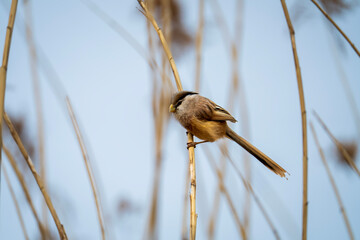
[169,91,288,178]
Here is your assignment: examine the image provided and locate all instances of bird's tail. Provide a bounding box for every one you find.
[226,127,288,178]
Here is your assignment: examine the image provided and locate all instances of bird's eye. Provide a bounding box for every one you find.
[174,99,183,108]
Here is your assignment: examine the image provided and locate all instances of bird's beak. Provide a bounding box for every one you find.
[169,104,176,113]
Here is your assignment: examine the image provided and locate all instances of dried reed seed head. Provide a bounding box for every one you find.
[334,140,358,167]
[152,0,193,57]
[117,197,140,216]
[319,0,352,16]
[3,115,35,158]
[292,0,353,26]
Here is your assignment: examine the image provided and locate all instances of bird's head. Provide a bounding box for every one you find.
[169,91,198,113]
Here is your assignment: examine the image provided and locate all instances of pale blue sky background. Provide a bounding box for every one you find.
[0,0,360,239]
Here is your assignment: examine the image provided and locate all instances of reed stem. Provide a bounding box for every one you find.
[279,1,308,239]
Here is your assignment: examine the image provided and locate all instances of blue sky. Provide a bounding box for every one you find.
[1,0,360,239]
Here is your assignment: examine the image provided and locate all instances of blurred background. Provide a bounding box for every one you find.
[0,0,359,239]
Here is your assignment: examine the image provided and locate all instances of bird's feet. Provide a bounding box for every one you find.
[186,140,209,149]
[187,142,197,149]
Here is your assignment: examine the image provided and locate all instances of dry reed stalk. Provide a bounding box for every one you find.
[180,0,203,237]
[187,132,197,240]
[207,0,253,236]
[310,122,354,240]
[144,2,159,239]
[232,0,253,232]
[3,112,68,240]
[207,145,227,240]
[219,145,281,240]
[0,6,109,237]
[313,111,360,176]
[23,0,48,232]
[147,85,172,240]
[138,1,183,91]
[65,97,106,240]
[204,148,246,240]
[194,0,204,92]
[2,164,29,240]
[311,0,360,57]
[181,167,190,240]
[203,0,233,231]
[145,1,173,237]
[279,1,308,239]
[3,146,46,237]
[138,1,198,239]
[0,0,18,176]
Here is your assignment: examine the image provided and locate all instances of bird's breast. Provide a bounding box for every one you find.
[187,117,227,142]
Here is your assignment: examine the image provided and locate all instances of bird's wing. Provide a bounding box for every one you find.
[211,104,237,123]
[195,98,237,123]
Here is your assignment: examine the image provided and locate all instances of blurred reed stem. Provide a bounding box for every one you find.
[311,0,360,57]
[2,164,29,240]
[279,1,308,239]
[181,166,191,240]
[207,145,227,240]
[65,97,106,240]
[219,145,281,240]
[204,148,247,240]
[208,0,252,236]
[145,0,173,238]
[313,111,360,176]
[23,0,48,233]
[3,146,46,237]
[4,112,68,240]
[310,122,354,240]
[138,1,198,239]
[145,1,159,238]
[232,0,252,233]
[0,0,18,182]
[326,27,360,141]
[194,0,204,92]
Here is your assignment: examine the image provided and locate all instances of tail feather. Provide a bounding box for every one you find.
[226,127,288,178]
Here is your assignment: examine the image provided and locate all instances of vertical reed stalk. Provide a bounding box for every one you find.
[3,164,29,240]
[4,112,68,240]
[310,122,354,240]
[187,133,197,240]
[311,0,360,57]
[207,146,227,240]
[232,0,252,232]
[279,1,308,239]
[181,0,203,237]
[208,0,252,236]
[23,0,48,233]
[0,0,18,179]
[65,97,106,239]
[144,2,159,239]
[181,167,190,240]
[145,1,173,238]
[3,146,46,237]
[194,0,204,92]
[138,1,197,239]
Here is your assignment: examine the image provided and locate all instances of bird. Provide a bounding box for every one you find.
[169,91,288,178]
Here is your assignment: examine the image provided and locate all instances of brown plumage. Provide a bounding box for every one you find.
[169,91,288,178]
